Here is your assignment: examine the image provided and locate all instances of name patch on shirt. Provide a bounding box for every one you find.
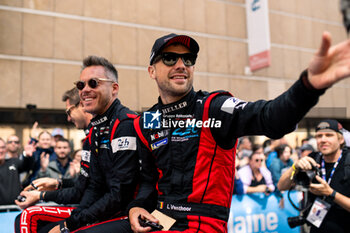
[111,136,137,153]
[220,97,247,114]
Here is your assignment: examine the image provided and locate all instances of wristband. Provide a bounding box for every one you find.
[56,178,62,190]
[329,190,336,201]
[39,191,45,201]
[290,163,298,180]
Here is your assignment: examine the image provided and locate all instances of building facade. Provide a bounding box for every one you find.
[0,0,349,148]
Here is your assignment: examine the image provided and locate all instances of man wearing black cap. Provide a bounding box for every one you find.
[300,143,314,158]
[278,119,350,233]
[128,32,350,233]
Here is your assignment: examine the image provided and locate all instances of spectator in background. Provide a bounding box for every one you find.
[269,144,294,189]
[238,144,274,194]
[0,137,34,205]
[301,138,309,145]
[263,139,272,156]
[37,138,76,180]
[23,131,57,186]
[6,135,21,159]
[340,127,350,148]
[236,136,253,169]
[51,128,64,147]
[233,153,244,195]
[299,143,314,158]
[266,137,288,168]
[69,149,82,178]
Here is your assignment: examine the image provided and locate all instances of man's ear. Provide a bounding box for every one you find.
[112,82,119,96]
[148,65,156,80]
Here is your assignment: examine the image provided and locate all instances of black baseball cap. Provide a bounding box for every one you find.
[149,33,200,65]
[300,144,314,152]
[316,119,343,134]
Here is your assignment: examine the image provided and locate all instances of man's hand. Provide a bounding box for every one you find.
[129,207,159,233]
[309,176,333,196]
[308,31,350,89]
[14,190,40,209]
[24,177,59,191]
[294,156,318,171]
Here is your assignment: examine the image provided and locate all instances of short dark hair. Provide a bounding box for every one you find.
[62,87,80,106]
[250,144,263,159]
[57,137,70,144]
[276,144,292,158]
[82,56,118,82]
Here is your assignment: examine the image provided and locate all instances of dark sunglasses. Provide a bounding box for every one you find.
[154,52,197,66]
[255,159,264,163]
[74,78,114,91]
[7,140,20,144]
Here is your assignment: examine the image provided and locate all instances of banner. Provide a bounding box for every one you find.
[228,191,301,233]
[245,0,271,71]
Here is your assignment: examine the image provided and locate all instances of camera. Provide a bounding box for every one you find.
[287,215,306,228]
[287,165,321,228]
[294,165,320,188]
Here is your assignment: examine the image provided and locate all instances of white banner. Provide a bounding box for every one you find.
[245,0,271,71]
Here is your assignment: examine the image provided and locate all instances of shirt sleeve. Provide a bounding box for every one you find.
[209,74,324,149]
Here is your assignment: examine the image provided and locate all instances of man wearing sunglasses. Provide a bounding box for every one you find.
[128,32,350,233]
[14,87,94,232]
[51,56,139,233]
[17,56,139,233]
[6,135,21,159]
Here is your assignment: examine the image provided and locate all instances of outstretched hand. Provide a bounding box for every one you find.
[308,31,350,89]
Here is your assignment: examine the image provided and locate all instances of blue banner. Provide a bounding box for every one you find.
[228,191,300,233]
[0,210,21,233]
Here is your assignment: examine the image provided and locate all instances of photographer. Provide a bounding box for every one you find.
[278,119,350,233]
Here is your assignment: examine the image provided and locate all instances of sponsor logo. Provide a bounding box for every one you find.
[91,116,108,126]
[9,165,16,171]
[171,126,199,142]
[150,130,170,141]
[111,136,137,153]
[80,168,89,177]
[150,138,168,150]
[99,139,110,149]
[172,126,198,137]
[81,150,90,162]
[161,101,187,114]
[220,97,247,114]
[144,110,161,129]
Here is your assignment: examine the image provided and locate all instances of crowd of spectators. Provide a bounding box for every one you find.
[235,135,318,198]
[0,123,83,206]
[1,127,346,207]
